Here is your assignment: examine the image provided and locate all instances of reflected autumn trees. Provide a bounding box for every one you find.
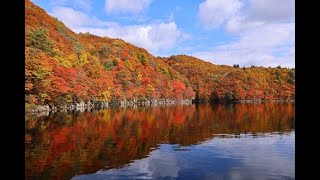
[25,103,294,179]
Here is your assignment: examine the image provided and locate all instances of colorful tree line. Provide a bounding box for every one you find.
[25,0,294,108]
[162,55,295,101]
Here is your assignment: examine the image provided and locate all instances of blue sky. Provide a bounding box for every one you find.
[31,0,295,67]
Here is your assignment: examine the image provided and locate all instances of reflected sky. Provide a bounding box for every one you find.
[73,132,294,180]
[26,103,295,179]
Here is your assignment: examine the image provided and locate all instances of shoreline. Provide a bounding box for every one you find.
[25,98,295,115]
[26,99,193,113]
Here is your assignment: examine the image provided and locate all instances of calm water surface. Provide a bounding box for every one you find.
[25,103,295,180]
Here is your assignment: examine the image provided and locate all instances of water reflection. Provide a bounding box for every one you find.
[25,103,295,180]
[73,133,294,180]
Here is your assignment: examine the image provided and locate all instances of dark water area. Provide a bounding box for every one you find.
[25,103,295,180]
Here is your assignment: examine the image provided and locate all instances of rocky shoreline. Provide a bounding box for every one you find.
[26,99,194,113]
[235,99,295,103]
[26,98,295,114]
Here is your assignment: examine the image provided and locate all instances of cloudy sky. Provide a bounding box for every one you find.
[31,0,295,67]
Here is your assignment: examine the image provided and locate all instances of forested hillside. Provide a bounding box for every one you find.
[162,55,295,101]
[25,0,194,109]
[25,0,294,110]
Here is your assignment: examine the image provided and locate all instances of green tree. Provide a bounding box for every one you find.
[27,28,53,55]
[104,60,114,71]
[140,53,149,65]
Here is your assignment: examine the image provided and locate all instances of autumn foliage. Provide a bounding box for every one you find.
[25,0,294,106]
[162,55,295,101]
[25,0,194,106]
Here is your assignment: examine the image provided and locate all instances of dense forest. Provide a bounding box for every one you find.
[25,0,295,110]
[162,55,295,102]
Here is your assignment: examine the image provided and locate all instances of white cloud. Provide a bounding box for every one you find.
[105,0,152,13]
[225,16,264,33]
[75,22,188,54]
[224,0,295,33]
[50,6,116,28]
[248,0,295,22]
[198,0,243,28]
[50,6,187,54]
[195,0,295,67]
[192,23,295,67]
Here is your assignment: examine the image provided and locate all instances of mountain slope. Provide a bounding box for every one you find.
[25,0,194,108]
[25,0,294,108]
[162,55,295,101]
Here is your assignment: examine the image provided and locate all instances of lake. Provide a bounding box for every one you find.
[25,103,295,180]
